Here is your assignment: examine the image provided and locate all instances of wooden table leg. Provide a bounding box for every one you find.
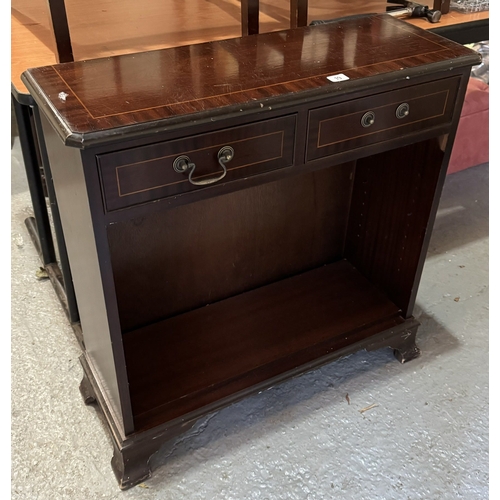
[46,0,74,62]
[241,0,259,35]
[434,0,450,14]
[291,0,308,28]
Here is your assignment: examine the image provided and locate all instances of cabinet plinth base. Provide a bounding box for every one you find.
[392,324,422,363]
[77,316,420,489]
[78,354,197,490]
[394,344,422,363]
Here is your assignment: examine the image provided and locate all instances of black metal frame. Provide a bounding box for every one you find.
[12,91,81,338]
[12,93,56,265]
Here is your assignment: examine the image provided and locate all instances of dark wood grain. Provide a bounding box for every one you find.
[290,0,308,28]
[344,138,445,316]
[123,259,402,430]
[28,13,480,488]
[107,164,354,332]
[11,3,488,98]
[98,115,296,211]
[434,0,450,15]
[21,15,480,147]
[39,112,135,434]
[306,76,460,161]
[46,0,73,63]
[241,0,260,35]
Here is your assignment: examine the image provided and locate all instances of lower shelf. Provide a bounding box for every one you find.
[123,259,403,431]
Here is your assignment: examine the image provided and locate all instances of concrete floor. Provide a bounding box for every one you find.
[11,132,488,499]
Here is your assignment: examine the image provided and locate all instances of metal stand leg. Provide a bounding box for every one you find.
[12,92,81,335]
[12,94,56,265]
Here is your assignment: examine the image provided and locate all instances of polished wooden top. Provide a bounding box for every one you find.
[22,14,480,147]
[12,0,488,95]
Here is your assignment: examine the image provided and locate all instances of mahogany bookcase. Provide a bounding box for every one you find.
[11,1,488,337]
[21,14,479,489]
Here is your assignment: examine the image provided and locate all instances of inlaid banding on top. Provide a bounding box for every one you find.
[20,14,480,145]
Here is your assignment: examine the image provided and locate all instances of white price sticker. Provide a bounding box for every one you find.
[327,74,350,83]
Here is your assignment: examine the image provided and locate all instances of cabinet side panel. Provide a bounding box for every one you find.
[344,139,445,316]
[39,113,132,435]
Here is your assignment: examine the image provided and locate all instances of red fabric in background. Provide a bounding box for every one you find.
[447,77,489,174]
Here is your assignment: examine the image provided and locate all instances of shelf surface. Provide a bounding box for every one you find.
[123,259,402,431]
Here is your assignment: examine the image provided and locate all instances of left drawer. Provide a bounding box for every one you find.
[98,115,296,211]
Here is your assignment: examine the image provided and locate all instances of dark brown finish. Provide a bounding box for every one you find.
[123,260,402,430]
[434,0,451,15]
[98,115,296,211]
[39,111,135,434]
[108,165,354,332]
[11,95,55,265]
[24,16,480,489]
[11,2,489,96]
[344,139,446,317]
[307,76,460,161]
[241,0,260,35]
[46,0,74,63]
[79,316,418,488]
[21,15,478,147]
[290,0,308,28]
[392,323,421,363]
[78,354,198,489]
[430,17,488,45]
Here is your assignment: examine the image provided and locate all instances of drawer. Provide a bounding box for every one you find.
[98,115,296,211]
[306,77,461,161]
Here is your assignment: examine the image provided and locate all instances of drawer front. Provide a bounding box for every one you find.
[98,115,296,211]
[306,77,461,161]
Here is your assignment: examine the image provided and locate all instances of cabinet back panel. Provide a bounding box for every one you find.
[107,164,354,332]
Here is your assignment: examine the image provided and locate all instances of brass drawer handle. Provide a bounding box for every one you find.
[173,146,234,186]
[361,111,375,128]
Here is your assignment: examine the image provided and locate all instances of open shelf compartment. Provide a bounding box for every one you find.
[122,259,403,431]
[110,140,445,432]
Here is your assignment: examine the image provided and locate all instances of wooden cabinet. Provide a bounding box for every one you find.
[22,14,480,490]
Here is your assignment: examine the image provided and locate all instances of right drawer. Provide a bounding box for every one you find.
[306,76,461,161]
